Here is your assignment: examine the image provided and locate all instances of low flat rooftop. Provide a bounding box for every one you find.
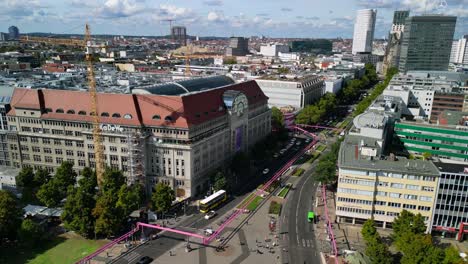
[338,135,440,176]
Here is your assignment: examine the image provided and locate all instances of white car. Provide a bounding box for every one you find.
[273,153,279,158]
[296,141,301,146]
[263,168,270,174]
[204,210,216,220]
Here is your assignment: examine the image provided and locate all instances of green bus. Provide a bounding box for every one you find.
[307,211,315,223]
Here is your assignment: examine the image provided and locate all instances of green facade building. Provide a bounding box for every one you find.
[394,121,468,162]
[399,15,457,72]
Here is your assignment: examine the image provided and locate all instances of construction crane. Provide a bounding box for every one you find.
[84,24,105,188]
[20,35,85,46]
[162,19,175,38]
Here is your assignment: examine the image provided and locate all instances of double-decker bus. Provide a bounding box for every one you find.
[199,190,227,213]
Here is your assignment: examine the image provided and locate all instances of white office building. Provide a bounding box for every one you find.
[259,44,290,57]
[255,75,324,109]
[450,35,468,64]
[352,9,377,55]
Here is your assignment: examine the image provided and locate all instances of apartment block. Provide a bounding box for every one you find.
[337,135,439,230]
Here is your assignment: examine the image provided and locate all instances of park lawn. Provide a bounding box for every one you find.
[338,119,350,129]
[238,193,264,211]
[268,201,282,215]
[277,184,291,198]
[28,235,106,264]
[316,145,327,152]
[306,152,320,164]
[292,168,305,177]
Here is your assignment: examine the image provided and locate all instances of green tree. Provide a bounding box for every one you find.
[33,168,51,187]
[365,238,393,264]
[400,234,444,264]
[361,219,392,264]
[61,168,97,237]
[212,171,227,191]
[16,167,35,189]
[101,168,125,194]
[151,183,175,214]
[223,57,236,64]
[37,180,62,207]
[116,184,143,218]
[54,161,77,190]
[271,107,284,129]
[362,219,378,242]
[0,190,22,242]
[17,219,45,247]
[392,210,427,250]
[93,192,124,237]
[443,246,464,264]
[422,152,432,160]
[313,159,336,184]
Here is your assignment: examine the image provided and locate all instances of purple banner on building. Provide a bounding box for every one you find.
[235,126,243,152]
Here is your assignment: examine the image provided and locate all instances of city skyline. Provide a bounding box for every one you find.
[1,0,468,38]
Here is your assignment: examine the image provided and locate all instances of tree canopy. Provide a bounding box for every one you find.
[0,190,23,242]
[151,183,175,213]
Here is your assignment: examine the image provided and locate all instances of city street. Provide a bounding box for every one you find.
[110,136,309,264]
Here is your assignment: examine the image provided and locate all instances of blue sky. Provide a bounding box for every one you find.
[1,0,467,38]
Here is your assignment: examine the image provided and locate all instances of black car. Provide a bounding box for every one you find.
[137,256,153,264]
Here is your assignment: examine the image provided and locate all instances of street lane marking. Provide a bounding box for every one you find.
[296,173,313,244]
[123,252,140,263]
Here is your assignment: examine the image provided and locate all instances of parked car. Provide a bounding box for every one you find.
[263,168,270,174]
[137,256,154,264]
[205,210,217,220]
[273,153,279,158]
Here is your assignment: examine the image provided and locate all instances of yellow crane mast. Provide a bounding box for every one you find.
[84,24,105,187]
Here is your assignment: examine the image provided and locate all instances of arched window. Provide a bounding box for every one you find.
[165,116,173,122]
[152,115,161,120]
[66,109,75,114]
[78,110,87,115]
[101,112,109,117]
[45,108,52,113]
[90,111,96,116]
[123,114,132,119]
[55,108,64,113]
[112,113,121,118]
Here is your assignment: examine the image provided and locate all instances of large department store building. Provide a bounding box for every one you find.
[6,78,271,199]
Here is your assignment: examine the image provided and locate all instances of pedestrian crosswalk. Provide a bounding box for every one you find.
[123,251,141,263]
[301,238,315,248]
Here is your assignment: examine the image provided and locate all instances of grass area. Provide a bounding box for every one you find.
[292,168,305,177]
[316,145,327,152]
[277,184,291,198]
[246,195,264,211]
[268,201,282,215]
[239,193,264,211]
[338,119,351,129]
[0,234,107,264]
[306,152,320,164]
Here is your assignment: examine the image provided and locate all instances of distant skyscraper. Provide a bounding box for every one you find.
[352,9,377,55]
[171,26,187,46]
[450,35,468,64]
[399,15,457,72]
[225,37,249,56]
[8,26,19,40]
[391,10,409,36]
[383,10,410,73]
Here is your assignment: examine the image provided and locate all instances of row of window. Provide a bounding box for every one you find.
[340,169,436,181]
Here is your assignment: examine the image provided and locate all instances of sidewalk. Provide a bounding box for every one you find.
[153,191,283,264]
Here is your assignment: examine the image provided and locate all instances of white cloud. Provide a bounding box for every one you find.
[98,0,146,18]
[207,11,226,23]
[203,0,223,6]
